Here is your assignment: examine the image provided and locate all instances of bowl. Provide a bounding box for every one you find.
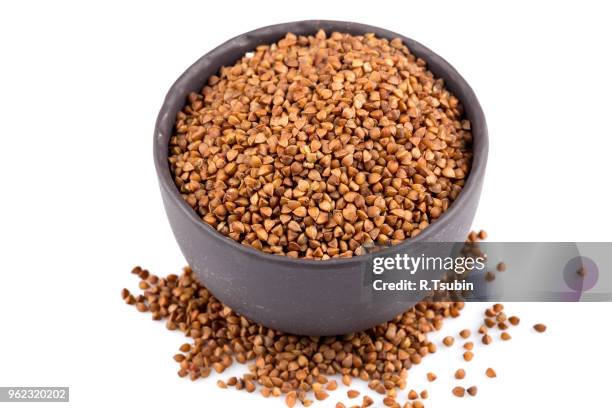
[154,20,488,335]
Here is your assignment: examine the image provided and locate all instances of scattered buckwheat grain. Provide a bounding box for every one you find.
[534,323,547,333]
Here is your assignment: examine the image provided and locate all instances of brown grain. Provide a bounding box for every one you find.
[342,374,352,387]
[484,318,496,328]
[347,390,360,399]
[534,323,547,333]
[383,396,396,407]
[285,391,297,407]
[508,316,520,326]
[314,390,329,401]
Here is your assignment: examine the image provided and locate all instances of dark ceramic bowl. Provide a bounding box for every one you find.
[154,20,488,336]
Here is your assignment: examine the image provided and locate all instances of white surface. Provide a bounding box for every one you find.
[1,1,611,407]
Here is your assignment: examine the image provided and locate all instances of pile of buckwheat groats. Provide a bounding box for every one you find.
[122,231,547,407]
[123,265,459,407]
[168,30,473,259]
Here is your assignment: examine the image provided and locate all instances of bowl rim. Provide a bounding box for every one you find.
[154,19,488,268]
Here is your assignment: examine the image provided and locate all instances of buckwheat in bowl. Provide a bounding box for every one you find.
[154,20,488,335]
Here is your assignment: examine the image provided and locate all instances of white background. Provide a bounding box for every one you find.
[1,1,611,407]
